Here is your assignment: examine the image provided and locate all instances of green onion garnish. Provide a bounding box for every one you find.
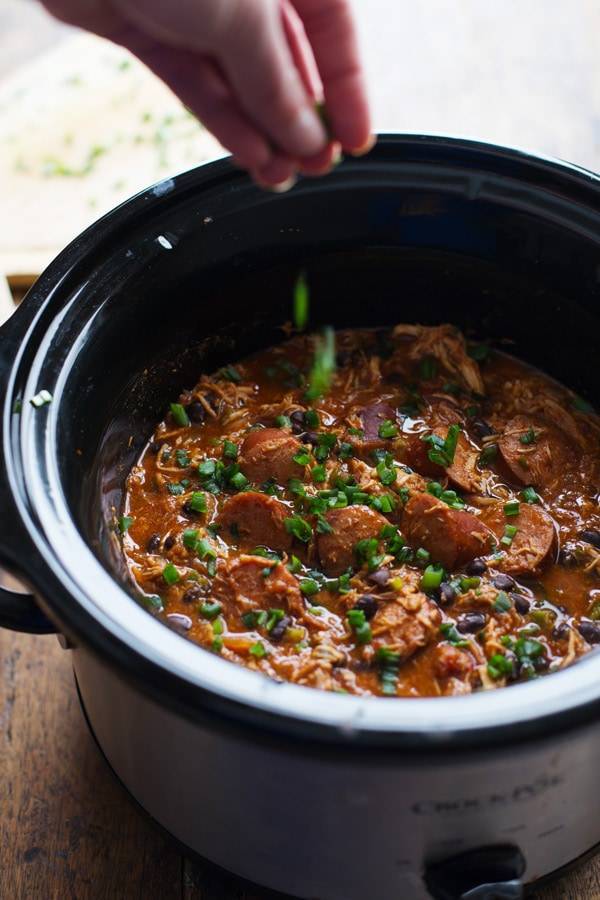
[249,641,268,659]
[377,647,401,695]
[306,326,336,402]
[520,427,537,445]
[494,591,512,612]
[200,601,222,620]
[223,440,238,460]
[275,414,292,428]
[170,403,190,428]
[378,419,399,439]
[299,578,320,596]
[487,653,513,680]
[162,563,180,585]
[293,450,311,466]
[520,486,540,504]
[118,515,133,534]
[293,271,309,331]
[189,491,208,513]
[229,471,249,491]
[422,423,460,468]
[421,564,445,591]
[346,608,372,644]
[501,524,518,546]
[504,500,520,517]
[183,528,199,550]
[284,516,313,543]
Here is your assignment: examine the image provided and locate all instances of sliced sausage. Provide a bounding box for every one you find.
[497,415,573,489]
[402,492,492,570]
[217,492,292,552]
[480,501,555,575]
[214,555,303,619]
[317,505,389,576]
[348,401,398,457]
[240,428,305,485]
[445,431,482,493]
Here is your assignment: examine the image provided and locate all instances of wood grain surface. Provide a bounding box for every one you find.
[4,1,600,898]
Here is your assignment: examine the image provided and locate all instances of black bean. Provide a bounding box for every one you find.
[146,533,161,553]
[512,593,530,615]
[182,585,204,604]
[301,431,320,446]
[270,615,291,642]
[167,613,192,634]
[493,574,515,591]
[472,419,494,439]
[290,410,305,434]
[457,611,486,634]
[149,440,162,454]
[552,622,570,641]
[466,558,487,576]
[578,620,600,644]
[187,401,206,423]
[439,582,457,605]
[581,530,600,550]
[368,568,390,587]
[353,594,379,620]
[559,547,578,567]
[163,534,176,551]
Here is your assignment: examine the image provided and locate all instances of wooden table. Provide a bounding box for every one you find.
[4,2,600,897]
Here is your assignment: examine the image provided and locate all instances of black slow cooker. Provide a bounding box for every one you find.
[2,136,600,899]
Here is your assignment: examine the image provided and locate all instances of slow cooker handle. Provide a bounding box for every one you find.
[0,304,57,635]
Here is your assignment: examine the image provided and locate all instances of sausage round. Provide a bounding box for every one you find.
[214,555,303,619]
[240,428,305,485]
[217,492,293,552]
[480,501,555,575]
[317,505,389,576]
[402,492,492,570]
[498,415,573,489]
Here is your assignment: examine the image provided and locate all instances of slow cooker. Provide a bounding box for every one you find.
[2,135,600,900]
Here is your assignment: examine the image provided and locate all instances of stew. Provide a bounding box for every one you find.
[121,324,600,697]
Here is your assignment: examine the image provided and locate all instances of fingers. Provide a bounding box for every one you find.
[220,0,327,158]
[290,0,372,154]
[130,43,273,171]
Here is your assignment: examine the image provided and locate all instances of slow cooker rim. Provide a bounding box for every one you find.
[5,133,600,751]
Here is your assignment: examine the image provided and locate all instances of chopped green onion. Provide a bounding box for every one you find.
[293,271,309,330]
[316,515,333,534]
[377,647,401,695]
[520,427,537,445]
[293,450,312,466]
[200,601,222,620]
[223,440,238,460]
[415,547,430,566]
[487,653,513,680]
[266,608,285,631]
[421,564,445,591]
[170,403,190,427]
[479,444,498,466]
[142,594,163,613]
[376,459,396,486]
[378,419,398,439]
[422,424,460,468]
[162,563,180,585]
[494,591,512,612]
[440,622,470,647]
[304,409,320,428]
[504,500,520,517]
[167,482,185,495]
[346,609,372,644]
[175,449,190,468]
[275,415,292,428]
[118,515,133,534]
[459,576,480,592]
[338,441,354,460]
[249,641,268,658]
[188,491,208,514]
[311,464,327,483]
[183,528,199,550]
[284,516,313,543]
[306,326,336,402]
[299,578,320,596]
[501,524,518,547]
[229,471,249,491]
[520,486,540,504]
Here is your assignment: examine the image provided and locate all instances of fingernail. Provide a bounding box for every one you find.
[258,176,297,194]
[349,134,376,157]
[289,107,327,156]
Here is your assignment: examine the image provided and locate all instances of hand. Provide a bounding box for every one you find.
[42,0,373,188]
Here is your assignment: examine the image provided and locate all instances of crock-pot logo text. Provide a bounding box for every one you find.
[411,773,564,815]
